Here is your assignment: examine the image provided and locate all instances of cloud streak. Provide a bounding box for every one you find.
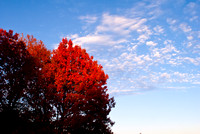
[79,15,97,24]
[70,13,147,47]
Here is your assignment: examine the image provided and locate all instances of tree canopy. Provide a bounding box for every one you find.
[0,28,115,134]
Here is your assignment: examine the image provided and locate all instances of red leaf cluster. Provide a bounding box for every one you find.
[0,29,115,134]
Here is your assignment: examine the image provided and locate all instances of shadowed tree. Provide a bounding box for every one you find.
[0,29,55,133]
[20,34,56,133]
[0,29,37,133]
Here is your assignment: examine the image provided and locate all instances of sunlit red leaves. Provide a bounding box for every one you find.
[52,38,107,96]
[51,38,115,133]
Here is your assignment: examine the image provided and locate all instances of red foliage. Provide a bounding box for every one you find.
[0,29,115,134]
[51,38,115,133]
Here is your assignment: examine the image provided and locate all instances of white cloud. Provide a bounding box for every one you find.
[187,36,193,40]
[146,41,157,46]
[127,0,163,20]
[137,25,152,43]
[113,45,124,49]
[137,34,149,43]
[160,73,171,82]
[163,86,188,90]
[161,44,179,54]
[164,40,172,45]
[154,25,164,34]
[137,25,152,34]
[167,18,177,25]
[190,16,198,21]
[72,34,127,46]
[153,51,161,58]
[53,43,59,49]
[133,56,144,65]
[143,55,152,61]
[131,45,138,51]
[108,89,134,94]
[182,57,199,65]
[96,13,147,35]
[79,15,97,23]
[192,81,200,84]
[70,34,79,39]
[184,2,198,16]
[166,18,178,31]
[69,13,148,47]
[173,72,189,82]
[179,23,192,33]
[160,72,170,79]
[187,42,192,47]
[169,59,179,66]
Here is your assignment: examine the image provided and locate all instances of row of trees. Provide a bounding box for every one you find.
[0,28,115,134]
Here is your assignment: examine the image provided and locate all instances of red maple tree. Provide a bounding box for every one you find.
[51,38,115,133]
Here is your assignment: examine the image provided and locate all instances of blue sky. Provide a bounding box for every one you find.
[1,0,200,133]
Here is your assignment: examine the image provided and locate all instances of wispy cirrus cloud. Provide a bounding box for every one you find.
[96,13,147,35]
[184,2,200,21]
[64,0,200,95]
[79,15,97,24]
[71,34,127,46]
[70,13,147,47]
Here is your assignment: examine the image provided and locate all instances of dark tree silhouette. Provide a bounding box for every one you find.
[20,34,56,133]
[0,29,37,133]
